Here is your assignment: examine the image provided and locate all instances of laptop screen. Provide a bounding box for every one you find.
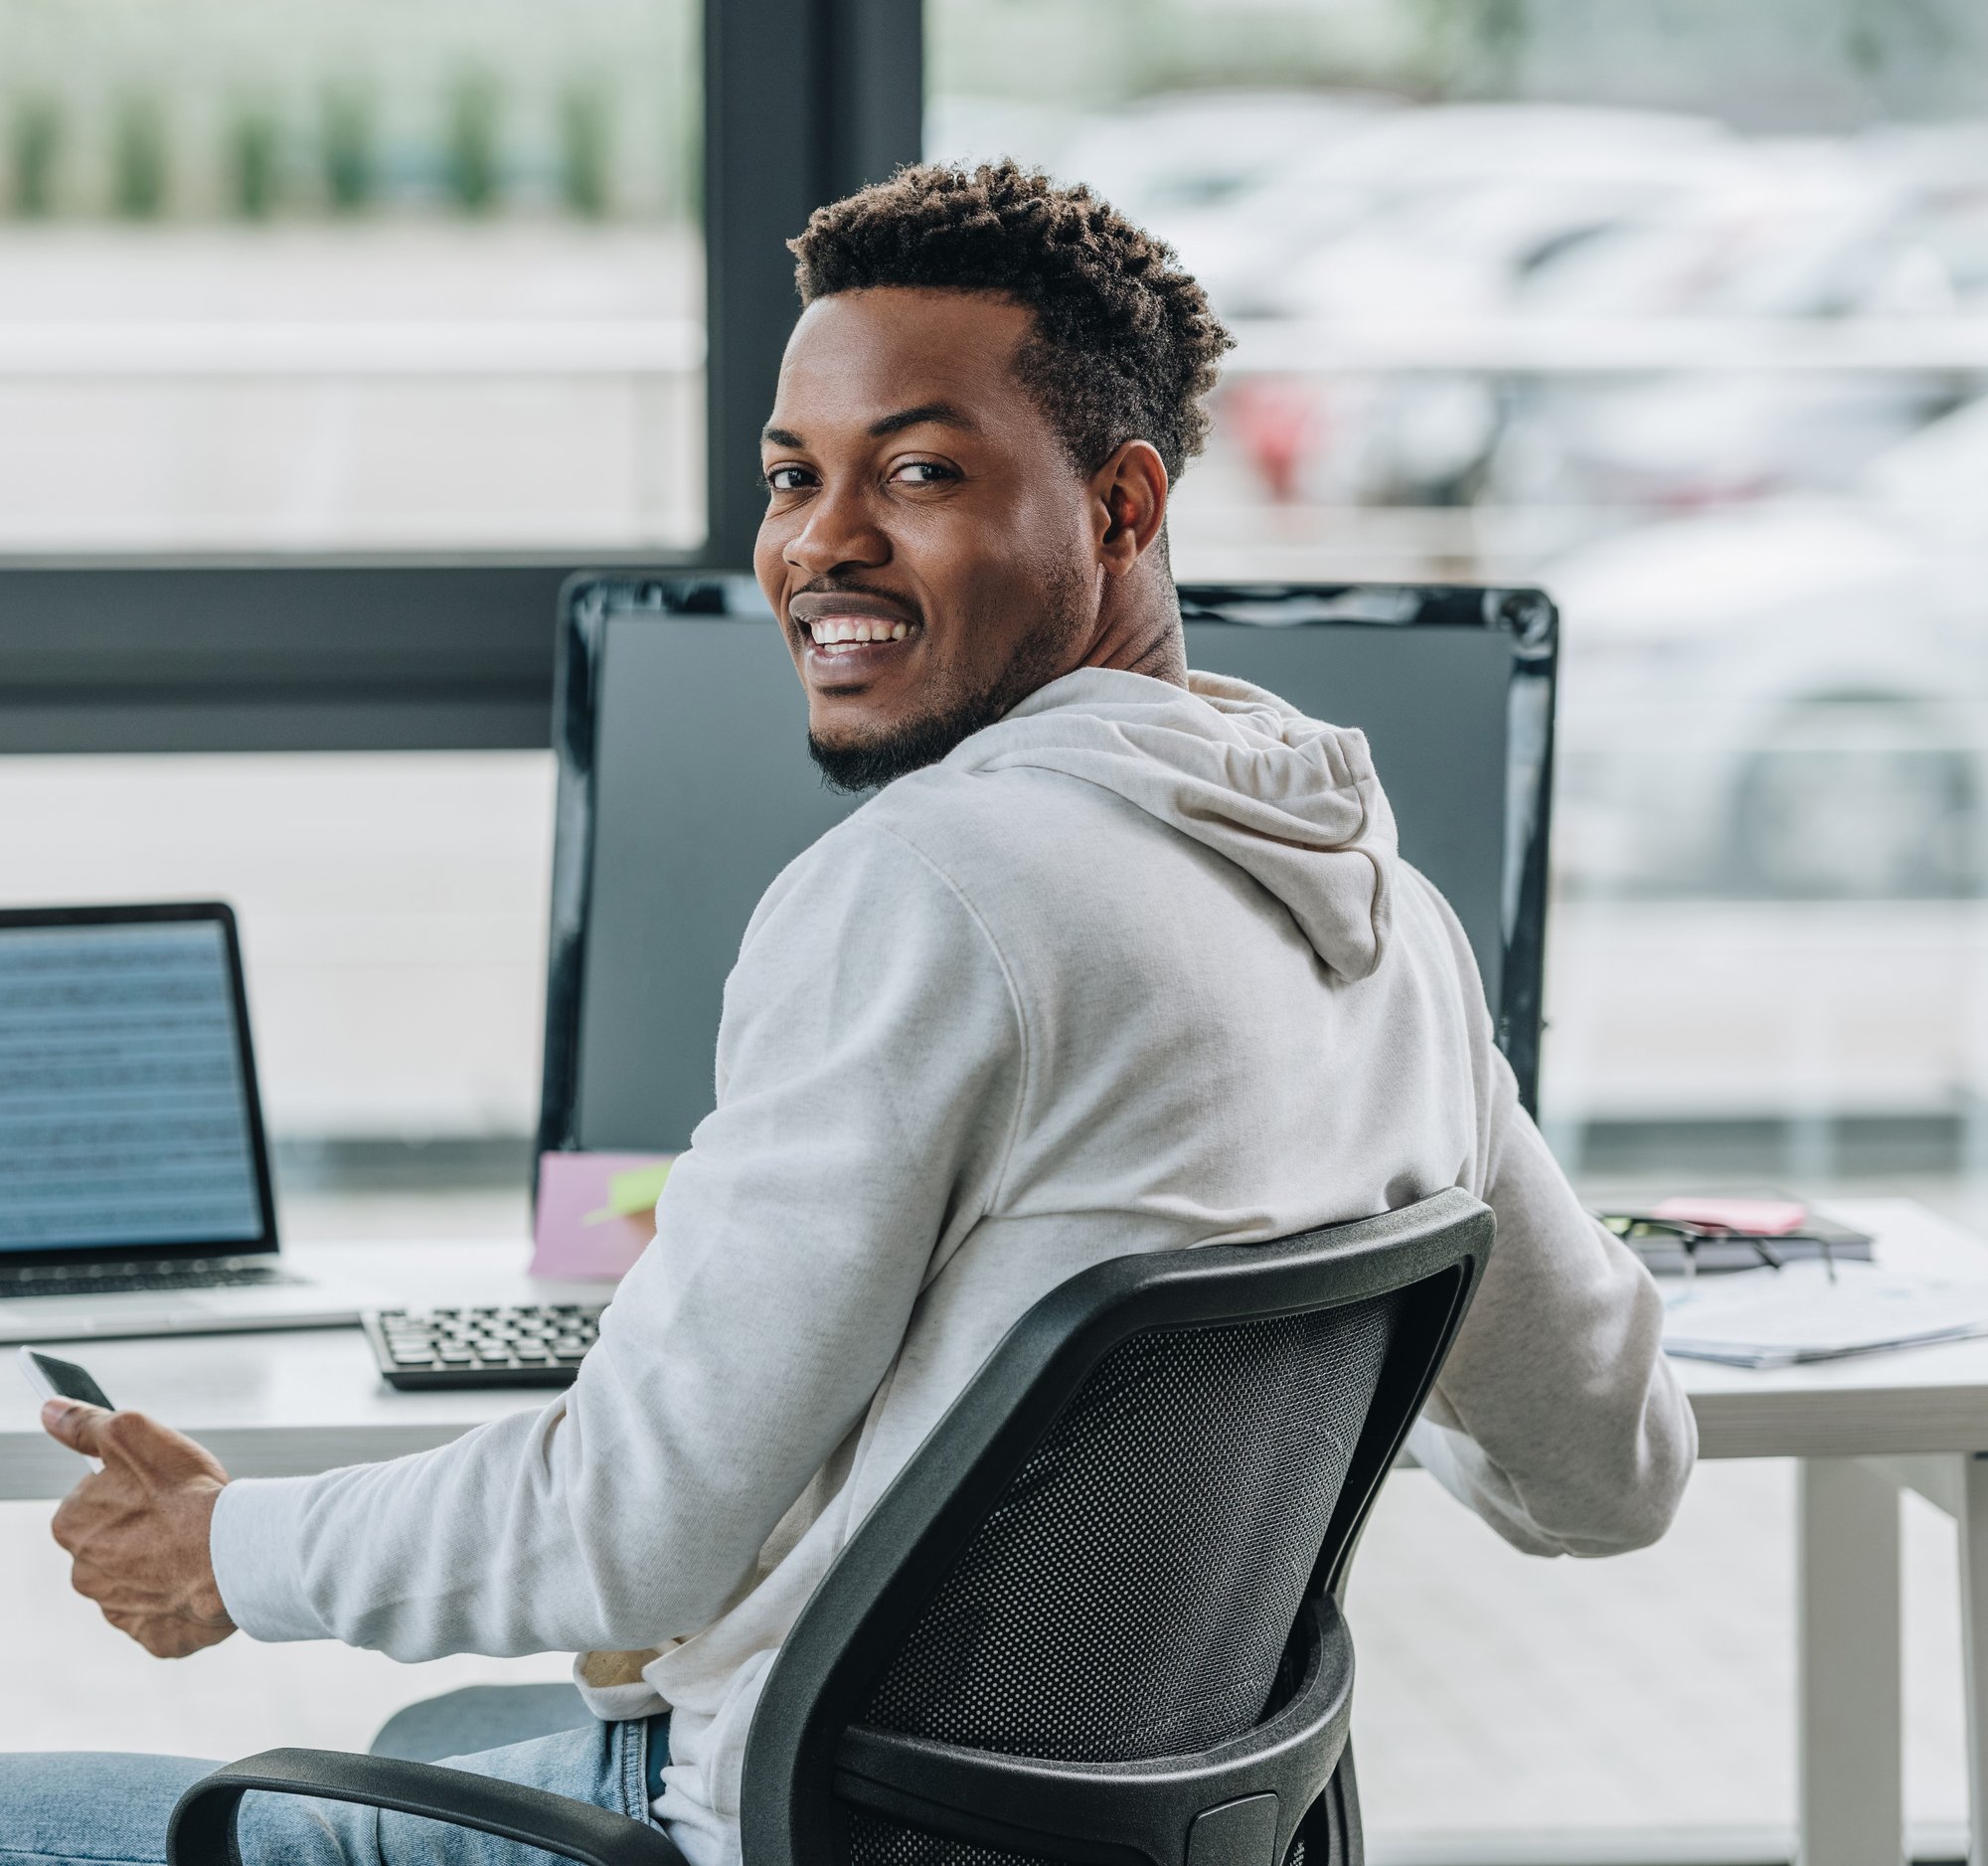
[0,913,271,1256]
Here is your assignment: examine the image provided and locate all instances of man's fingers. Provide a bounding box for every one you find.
[98,1603,232,1659]
[42,1405,228,1487]
[41,1398,111,1457]
[41,1401,234,1663]
[103,1608,186,1657]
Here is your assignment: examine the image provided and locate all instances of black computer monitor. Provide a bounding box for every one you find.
[538,577,1556,1158]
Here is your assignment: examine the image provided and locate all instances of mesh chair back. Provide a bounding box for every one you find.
[866,1295,1399,1762]
[851,1295,1398,1866]
[744,1190,1493,1866]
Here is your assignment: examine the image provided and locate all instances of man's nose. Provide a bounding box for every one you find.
[783,480,888,577]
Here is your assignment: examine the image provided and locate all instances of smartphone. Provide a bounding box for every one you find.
[17,1347,114,1412]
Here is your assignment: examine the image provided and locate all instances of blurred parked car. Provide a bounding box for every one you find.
[1515,146,1962,319]
[1227,103,1741,322]
[1192,105,1981,512]
[1484,145,1974,510]
[1489,372,1957,511]
[1549,449,1988,901]
[1052,88,1402,301]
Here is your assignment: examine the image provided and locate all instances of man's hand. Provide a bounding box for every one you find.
[44,1401,237,1658]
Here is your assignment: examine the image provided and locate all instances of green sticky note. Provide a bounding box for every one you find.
[582,1159,675,1227]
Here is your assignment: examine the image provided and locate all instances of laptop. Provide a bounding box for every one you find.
[0,902,377,1343]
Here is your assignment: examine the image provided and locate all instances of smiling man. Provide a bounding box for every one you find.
[759,269,1193,789]
[10,162,1693,1866]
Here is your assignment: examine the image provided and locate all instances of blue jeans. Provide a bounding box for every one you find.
[0,1696,667,1865]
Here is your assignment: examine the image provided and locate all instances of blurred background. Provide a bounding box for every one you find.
[940,0,1988,1234]
[3,0,1987,1855]
[7,0,1985,1222]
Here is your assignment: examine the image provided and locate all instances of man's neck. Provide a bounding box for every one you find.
[1081,553,1188,688]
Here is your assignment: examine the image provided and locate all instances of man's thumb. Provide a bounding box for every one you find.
[42,1398,110,1456]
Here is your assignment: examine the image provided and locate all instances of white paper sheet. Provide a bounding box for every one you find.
[1662,1260,1988,1368]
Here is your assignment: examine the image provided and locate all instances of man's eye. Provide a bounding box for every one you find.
[764,466,813,493]
[890,460,956,485]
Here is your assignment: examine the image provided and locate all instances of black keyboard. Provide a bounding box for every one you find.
[364,1304,605,1389]
[0,1259,301,1300]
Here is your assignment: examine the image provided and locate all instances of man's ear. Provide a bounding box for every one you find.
[1089,440,1169,577]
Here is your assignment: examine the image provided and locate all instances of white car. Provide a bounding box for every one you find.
[1228,102,1742,323]
[1492,145,1969,508]
[1548,496,1987,902]
[1049,88,1402,305]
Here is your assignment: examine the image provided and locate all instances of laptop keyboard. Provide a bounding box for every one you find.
[0,1259,302,1300]
[364,1304,604,1389]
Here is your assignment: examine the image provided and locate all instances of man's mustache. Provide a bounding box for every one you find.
[789,581,925,628]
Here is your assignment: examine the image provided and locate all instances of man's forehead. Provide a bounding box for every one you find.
[771,287,1035,431]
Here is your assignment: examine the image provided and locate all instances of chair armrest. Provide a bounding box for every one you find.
[166,1747,688,1866]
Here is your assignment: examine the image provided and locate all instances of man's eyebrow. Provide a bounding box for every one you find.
[869,402,978,438]
[760,405,977,448]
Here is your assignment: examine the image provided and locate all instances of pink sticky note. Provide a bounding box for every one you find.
[1652,1196,1808,1237]
[532,1151,671,1280]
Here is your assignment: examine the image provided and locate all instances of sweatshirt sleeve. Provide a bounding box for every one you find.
[211,820,1026,1657]
[1407,1042,1699,1557]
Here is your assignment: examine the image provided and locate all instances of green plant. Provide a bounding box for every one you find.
[444,70,502,215]
[1845,0,1955,76]
[322,83,376,212]
[230,108,281,219]
[111,93,168,219]
[560,81,611,218]
[10,94,62,217]
[1413,0,1532,93]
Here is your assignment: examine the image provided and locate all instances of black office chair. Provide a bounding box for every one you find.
[167,1188,1493,1866]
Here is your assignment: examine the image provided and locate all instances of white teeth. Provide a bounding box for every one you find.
[807,615,913,646]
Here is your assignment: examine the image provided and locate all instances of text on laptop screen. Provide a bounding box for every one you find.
[0,922,263,1252]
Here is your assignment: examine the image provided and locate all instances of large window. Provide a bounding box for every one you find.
[0,0,711,1222]
[0,0,703,553]
[0,0,922,1217]
[928,0,1988,1221]
[14,0,1983,1224]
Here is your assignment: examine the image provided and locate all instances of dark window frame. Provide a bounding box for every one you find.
[0,0,922,757]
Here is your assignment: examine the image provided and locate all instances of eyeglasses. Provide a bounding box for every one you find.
[1600,1213,1801,1283]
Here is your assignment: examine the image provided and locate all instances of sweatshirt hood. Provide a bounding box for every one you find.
[943,666,1398,982]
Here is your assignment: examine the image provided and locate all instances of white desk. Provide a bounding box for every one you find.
[1665,1198,1988,1866]
[0,1240,599,1500]
[3,1203,1985,1866]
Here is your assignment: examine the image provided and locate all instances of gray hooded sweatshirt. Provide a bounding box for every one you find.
[212,667,1695,1864]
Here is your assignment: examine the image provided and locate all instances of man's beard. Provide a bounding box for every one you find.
[809,696,1011,794]
[808,566,1087,794]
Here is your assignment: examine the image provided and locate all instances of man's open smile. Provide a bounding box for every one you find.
[789,590,925,687]
[808,616,912,645]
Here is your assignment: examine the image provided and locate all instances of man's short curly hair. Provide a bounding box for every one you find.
[789,159,1233,484]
